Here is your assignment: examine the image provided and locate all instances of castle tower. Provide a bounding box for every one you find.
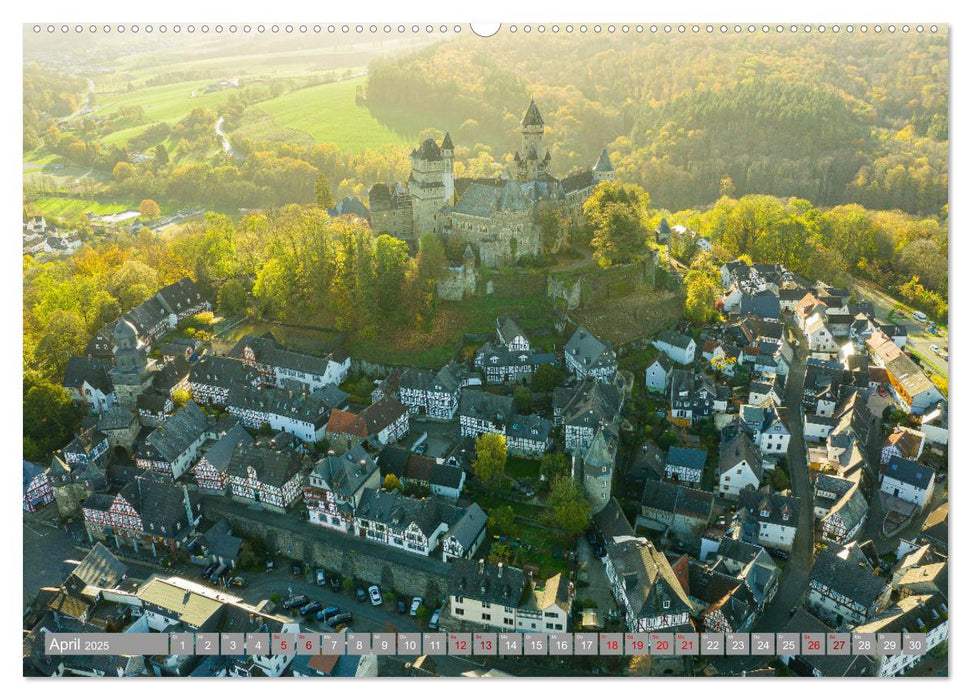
[592,146,616,184]
[514,99,551,182]
[441,132,455,203]
[409,137,450,235]
[108,319,155,409]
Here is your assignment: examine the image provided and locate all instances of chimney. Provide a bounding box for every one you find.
[478,559,484,575]
[497,562,503,579]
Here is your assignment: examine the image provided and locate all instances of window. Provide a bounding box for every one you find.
[482,602,491,609]
[455,608,464,616]
[482,613,491,621]
[504,618,514,626]
[663,601,670,609]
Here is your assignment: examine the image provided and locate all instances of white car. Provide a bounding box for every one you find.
[410,597,423,616]
[316,568,325,585]
[368,585,383,606]
[931,344,941,355]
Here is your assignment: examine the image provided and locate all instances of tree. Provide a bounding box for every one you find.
[384,473,404,492]
[154,143,169,167]
[112,161,136,182]
[217,278,250,317]
[23,374,84,460]
[315,173,335,210]
[139,199,161,219]
[172,389,192,408]
[540,452,570,482]
[473,432,507,485]
[684,270,719,324]
[547,476,591,534]
[487,505,516,536]
[531,364,564,392]
[513,386,532,413]
[589,202,648,267]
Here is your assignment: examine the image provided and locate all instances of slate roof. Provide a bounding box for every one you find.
[228,334,339,378]
[67,542,127,591]
[199,424,254,472]
[594,146,614,172]
[123,296,168,337]
[883,456,934,490]
[453,180,530,218]
[565,326,616,372]
[738,490,798,528]
[98,406,137,431]
[521,99,544,126]
[824,483,869,536]
[153,355,190,394]
[656,329,694,352]
[156,278,208,317]
[740,291,780,320]
[641,482,714,520]
[23,460,46,493]
[667,446,707,470]
[201,518,243,562]
[809,544,887,609]
[559,378,622,428]
[459,389,514,425]
[507,413,552,444]
[450,559,528,607]
[444,503,487,550]
[605,536,693,621]
[138,401,210,463]
[63,356,114,394]
[594,497,635,542]
[559,169,595,195]
[329,196,371,220]
[228,385,331,427]
[355,488,457,538]
[718,433,763,479]
[85,474,198,540]
[312,444,378,500]
[496,315,527,347]
[227,443,302,488]
[190,355,260,390]
[413,137,442,160]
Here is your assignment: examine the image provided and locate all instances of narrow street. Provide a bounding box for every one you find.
[752,333,814,633]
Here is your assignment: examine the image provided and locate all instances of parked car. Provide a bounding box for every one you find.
[594,543,606,558]
[202,563,217,577]
[283,594,309,610]
[368,585,383,606]
[228,576,247,589]
[410,597,423,616]
[414,442,428,455]
[329,575,342,592]
[355,586,367,602]
[291,562,303,576]
[326,612,353,629]
[265,559,275,572]
[397,598,407,614]
[931,344,941,355]
[428,608,441,630]
[316,568,326,585]
[299,601,323,617]
[316,606,340,621]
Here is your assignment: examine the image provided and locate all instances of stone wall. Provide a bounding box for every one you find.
[436,264,478,301]
[203,497,451,600]
[547,257,657,311]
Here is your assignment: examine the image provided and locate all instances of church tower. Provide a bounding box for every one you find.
[441,132,455,203]
[514,99,551,182]
[592,146,616,184]
[409,136,451,236]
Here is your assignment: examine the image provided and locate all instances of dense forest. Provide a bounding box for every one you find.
[366,32,948,215]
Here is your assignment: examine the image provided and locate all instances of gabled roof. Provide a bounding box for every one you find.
[189,355,260,390]
[667,446,707,470]
[656,329,694,352]
[605,536,692,620]
[450,559,527,607]
[137,401,210,463]
[199,424,254,472]
[226,443,302,488]
[63,356,114,394]
[312,443,378,499]
[23,460,46,493]
[565,326,616,370]
[156,277,208,317]
[883,456,934,490]
[459,389,514,425]
[66,542,127,592]
[641,481,714,520]
[809,543,887,609]
[738,489,798,528]
[444,503,487,548]
[326,408,367,438]
[718,433,763,478]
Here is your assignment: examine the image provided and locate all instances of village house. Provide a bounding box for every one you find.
[81,473,202,554]
[653,329,697,366]
[62,356,116,414]
[686,559,758,633]
[866,329,943,415]
[668,370,730,426]
[880,456,935,508]
[378,445,467,500]
[556,377,623,454]
[639,481,714,541]
[880,426,926,466]
[645,353,673,393]
[506,413,553,458]
[594,499,693,633]
[814,474,869,543]
[739,290,781,321]
[564,326,617,381]
[397,364,462,419]
[323,408,367,451]
[305,444,381,533]
[448,559,574,633]
[226,439,305,512]
[806,542,890,627]
[193,424,254,493]
[705,539,781,612]
[441,503,488,563]
[97,405,140,456]
[459,389,514,438]
[806,315,839,357]
[226,384,330,443]
[189,355,262,407]
[779,608,871,677]
[718,433,764,500]
[664,446,707,486]
[474,315,555,384]
[23,460,54,512]
[736,490,799,552]
[353,487,464,557]
[229,334,350,392]
[137,392,173,427]
[135,401,213,480]
[852,593,948,677]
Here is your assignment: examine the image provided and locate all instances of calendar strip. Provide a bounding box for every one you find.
[43,632,930,657]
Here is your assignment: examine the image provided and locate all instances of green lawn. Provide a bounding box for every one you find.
[250,77,411,151]
[213,319,342,357]
[94,79,237,125]
[27,197,138,220]
[506,456,541,480]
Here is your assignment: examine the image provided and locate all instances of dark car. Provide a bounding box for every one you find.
[585,530,598,545]
[326,612,353,629]
[329,575,342,592]
[202,563,217,577]
[315,606,340,621]
[397,598,407,614]
[291,562,303,576]
[594,543,606,559]
[228,576,247,589]
[355,586,367,602]
[299,601,323,617]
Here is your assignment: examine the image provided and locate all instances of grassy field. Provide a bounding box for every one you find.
[506,456,542,480]
[574,288,685,347]
[213,319,342,357]
[250,77,411,151]
[26,197,139,220]
[94,79,238,125]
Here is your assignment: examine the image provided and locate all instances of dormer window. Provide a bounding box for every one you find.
[760,509,769,518]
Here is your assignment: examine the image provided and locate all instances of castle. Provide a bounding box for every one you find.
[369,100,615,268]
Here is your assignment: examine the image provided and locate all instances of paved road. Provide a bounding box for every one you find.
[849,278,948,378]
[752,332,814,634]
